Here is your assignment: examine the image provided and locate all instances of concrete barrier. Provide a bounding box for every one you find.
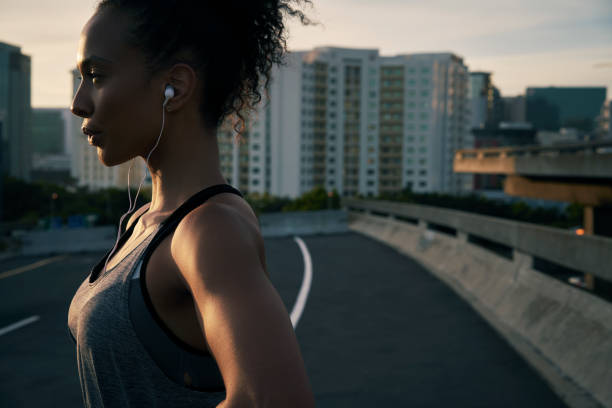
[16,227,116,256]
[344,198,611,281]
[348,210,612,408]
[258,209,349,238]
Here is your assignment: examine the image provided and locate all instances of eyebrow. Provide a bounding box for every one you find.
[77,55,114,70]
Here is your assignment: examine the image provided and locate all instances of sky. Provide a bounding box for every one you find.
[0,0,611,108]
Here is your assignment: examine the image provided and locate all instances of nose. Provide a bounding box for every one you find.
[70,82,92,118]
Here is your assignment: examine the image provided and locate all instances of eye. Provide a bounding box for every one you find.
[82,72,104,83]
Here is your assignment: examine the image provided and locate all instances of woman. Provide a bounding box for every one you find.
[67,1,316,407]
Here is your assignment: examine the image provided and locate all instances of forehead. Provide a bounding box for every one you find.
[76,9,140,70]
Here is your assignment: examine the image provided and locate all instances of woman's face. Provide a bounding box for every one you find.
[71,8,166,166]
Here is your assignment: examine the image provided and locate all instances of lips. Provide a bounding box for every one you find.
[82,126,103,147]
[82,126,102,137]
[87,134,102,147]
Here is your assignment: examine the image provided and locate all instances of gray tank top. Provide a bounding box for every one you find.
[67,184,243,408]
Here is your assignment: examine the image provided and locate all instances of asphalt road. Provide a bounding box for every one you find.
[0,231,567,407]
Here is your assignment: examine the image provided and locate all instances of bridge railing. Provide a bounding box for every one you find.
[342,198,612,282]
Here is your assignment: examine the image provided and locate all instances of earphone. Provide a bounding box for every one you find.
[102,84,175,275]
[164,85,175,105]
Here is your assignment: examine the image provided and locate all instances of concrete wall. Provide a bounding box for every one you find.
[348,209,612,408]
[13,210,350,256]
[15,226,116,256]
[258,209,350,238]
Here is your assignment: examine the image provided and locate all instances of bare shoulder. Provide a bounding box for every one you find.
[170,200,266,288]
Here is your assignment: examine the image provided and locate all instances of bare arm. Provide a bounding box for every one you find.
[172,204,315,407]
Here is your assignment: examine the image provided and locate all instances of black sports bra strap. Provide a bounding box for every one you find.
[160,184,243,231]
[140,183,243,272]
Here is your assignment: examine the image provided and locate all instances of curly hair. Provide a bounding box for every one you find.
[95,0,316,144]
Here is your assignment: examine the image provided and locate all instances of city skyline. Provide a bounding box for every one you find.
[0,0,611,108]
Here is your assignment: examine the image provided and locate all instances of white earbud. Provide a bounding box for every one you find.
[164,85,174,104]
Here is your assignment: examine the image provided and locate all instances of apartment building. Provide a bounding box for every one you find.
[220,47,472,198]
[0,41,32,181]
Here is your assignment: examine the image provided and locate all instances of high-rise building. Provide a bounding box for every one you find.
[526,87,607,132]
[32,108,66,154]
[69,68,148,191]
[595,99,610,140]
[218,47,472,198]
[468,72,502,130]
[0,41,32,181]
[30,108,73,184]
[501,95,526,123]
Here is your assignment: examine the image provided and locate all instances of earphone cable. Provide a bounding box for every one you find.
[102,98,169,275]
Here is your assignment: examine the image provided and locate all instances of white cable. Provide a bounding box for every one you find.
[102,98,169,275]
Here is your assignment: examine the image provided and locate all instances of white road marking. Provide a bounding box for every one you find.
[290,236,313,329]
[0,315,40,337]
[0,255,67,280]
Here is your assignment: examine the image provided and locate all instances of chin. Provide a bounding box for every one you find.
[97,147,127,167]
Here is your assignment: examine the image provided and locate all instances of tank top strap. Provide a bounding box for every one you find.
[88,205,153,284]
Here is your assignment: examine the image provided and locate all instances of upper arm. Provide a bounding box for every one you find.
[171,204,314,407]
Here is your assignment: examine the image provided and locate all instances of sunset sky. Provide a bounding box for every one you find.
[1,0,611,108]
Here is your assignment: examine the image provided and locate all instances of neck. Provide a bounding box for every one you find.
[143,114,228,216]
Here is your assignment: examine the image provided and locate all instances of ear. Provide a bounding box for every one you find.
[163,63,198,112]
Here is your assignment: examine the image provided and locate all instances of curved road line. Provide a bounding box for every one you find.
[0,315,40,337]
[0,255,67,280]
[290,236,312,329]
